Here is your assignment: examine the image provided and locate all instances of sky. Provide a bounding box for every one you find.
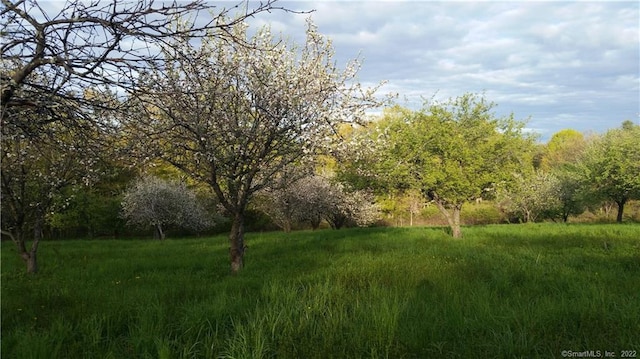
[26,1,640,142]
[244,1,639,142]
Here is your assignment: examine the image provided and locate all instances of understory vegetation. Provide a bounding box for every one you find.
[2,224,638,358]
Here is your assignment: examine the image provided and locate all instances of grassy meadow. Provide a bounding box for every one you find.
[2,224,639,358]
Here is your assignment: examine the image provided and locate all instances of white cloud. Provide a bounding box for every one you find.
[238,1,639,141]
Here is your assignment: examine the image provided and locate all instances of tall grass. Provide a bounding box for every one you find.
[2,224,639,358]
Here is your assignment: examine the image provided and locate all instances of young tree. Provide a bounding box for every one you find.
[133,21,381,272]
[344,94,535,237]
[121,176,213,239]
[581,121,640,222]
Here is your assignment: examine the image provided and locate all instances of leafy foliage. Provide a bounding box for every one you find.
[581,121,640,222]
[341,94,535,237]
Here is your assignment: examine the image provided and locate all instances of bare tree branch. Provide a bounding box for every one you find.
[1,0,307,118]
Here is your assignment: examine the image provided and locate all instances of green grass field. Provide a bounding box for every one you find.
[2,224,639,358]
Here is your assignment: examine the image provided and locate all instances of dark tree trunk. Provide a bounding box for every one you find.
[310,217,321,230]
[229,212,245,274]
[154,224,165,240]
[616,198,626,223]
[12,228,40,274]
[328,213,347,229]
[25,250,38,274]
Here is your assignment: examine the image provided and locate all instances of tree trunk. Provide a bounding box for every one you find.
[13,231,40,274]
[282,220,292,233]
[451,206,462,238]
[154,224,165,240]
[24,214,43,273]
[616,198,626,223]
[310,217,321,230]
[433,199,463,238]
[25,250,38,274]
[229,212,246,274]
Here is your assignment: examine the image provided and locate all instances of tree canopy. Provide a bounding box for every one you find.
[581,121,640,222]
[342,93,535,237]
[131,20,381,272]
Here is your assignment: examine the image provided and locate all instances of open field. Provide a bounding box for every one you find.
[2,224,639,358]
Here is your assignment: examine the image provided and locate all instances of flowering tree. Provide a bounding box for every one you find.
[1,98,99,273]
[1,0,295,274]
[322,183,379,229]
[496,171,562,223]
[258,174,379,231]
[253,166,312,233]
[121,176,212,239]
[1,0,293,119]
[133,20,381,272]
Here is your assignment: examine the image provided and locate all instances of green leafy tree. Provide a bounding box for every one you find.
[540,129,590,222]
[541,129,587,170]
[344,94,534,237]
[582,121,640,222]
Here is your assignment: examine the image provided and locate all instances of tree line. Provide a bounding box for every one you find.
[338,101,639,236]
[2,0,638,275]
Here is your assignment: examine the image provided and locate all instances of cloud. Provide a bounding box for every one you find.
[31,1,638,141]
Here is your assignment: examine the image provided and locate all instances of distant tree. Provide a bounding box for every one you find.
[322,182,379,229]
[539,129,591,222]
[497,171,562,223]
[254,166,313,233]
[344,94,534,237]
[49,162,135,239]
[581,121,640,222]
[132,21,381,272]
[551,169,590,222]
[541,129,587,170]
[121,176,213,239]
[257,173,379,231]
[293,176,334,230]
